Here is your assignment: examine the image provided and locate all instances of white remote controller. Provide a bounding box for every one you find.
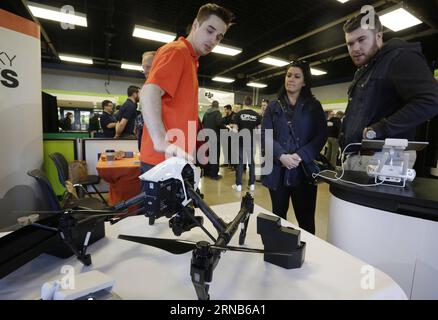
[41,270,114,300]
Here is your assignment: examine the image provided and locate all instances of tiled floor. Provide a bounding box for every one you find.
[199,166,331,240]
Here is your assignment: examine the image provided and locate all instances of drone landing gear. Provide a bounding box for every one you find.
[190,241,220,300]
[58,212,93,266]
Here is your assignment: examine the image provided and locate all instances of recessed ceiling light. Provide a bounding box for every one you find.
[27,1,87,27]
[121,63,143,71]
[132,25,176,43]
[259,56,289,67]
[310,68,327,76]
[59,54,93,64]
[336,0,350,3]
[247,82,267,88]
[379,6,422,32]
[212,44,242,56]
[212,76,235,83]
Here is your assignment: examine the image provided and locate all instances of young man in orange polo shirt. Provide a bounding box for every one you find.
[139,3,234,180]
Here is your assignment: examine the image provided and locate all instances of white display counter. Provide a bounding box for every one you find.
[326,171,438,299]
[0,202,406,300]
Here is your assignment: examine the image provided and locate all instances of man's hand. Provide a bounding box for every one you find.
[163,143,194,162]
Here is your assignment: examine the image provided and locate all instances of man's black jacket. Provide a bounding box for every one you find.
[340,38,438,147]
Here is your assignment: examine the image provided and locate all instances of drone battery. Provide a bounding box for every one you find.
[0,214,105,279]
[257,213,306,269]
[262,242,306,270]
[45,215,105,258]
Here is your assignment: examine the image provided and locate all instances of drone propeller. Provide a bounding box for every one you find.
[118,235,293,256]
[118,235,196,254]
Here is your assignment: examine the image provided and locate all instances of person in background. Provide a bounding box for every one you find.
[221,104,235,168]
[325,110,334,120]
[326,110,344,168]
[135,51,156,151]
[255,99,269,182]
[202,100,223,179]
[100,100,117,138]
[113,105,121,121]
[231,100,262,192]
[115,85,140,139]
[88,112,100,137]
[233,103,243,114]
[262,61,327,234]
[260,99,269,117]
[60,112,73,131]
[243,95,253,108]
[340,11,438,171]
[139,3,234,191]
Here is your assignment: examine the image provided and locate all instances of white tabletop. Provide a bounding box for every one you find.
[0,202,407,300]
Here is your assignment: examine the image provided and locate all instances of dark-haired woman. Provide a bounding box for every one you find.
[262,61,327,234]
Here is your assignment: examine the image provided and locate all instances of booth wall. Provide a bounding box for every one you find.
[0,9,43,228]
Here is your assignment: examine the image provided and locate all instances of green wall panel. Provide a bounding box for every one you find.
[44,132,89,139]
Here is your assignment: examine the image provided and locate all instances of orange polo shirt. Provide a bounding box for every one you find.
[140,37,199,165]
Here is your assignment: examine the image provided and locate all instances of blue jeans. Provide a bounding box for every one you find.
[140,162,155,193]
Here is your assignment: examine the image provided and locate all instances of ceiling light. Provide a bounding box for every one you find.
[247,82,267,88]
[133,25,176,43]
[121,63,143,71]
[212,76,235,83]
[59,54,93,64]
[259,56,289,67]
[379,6,422,32]
[27,1,87,27]
[212,44,242,56]
[336,0,350,3]
[310,68,327,76]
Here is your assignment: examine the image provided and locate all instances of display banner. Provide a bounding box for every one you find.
[198,87,234,106]
[0,9,43,227]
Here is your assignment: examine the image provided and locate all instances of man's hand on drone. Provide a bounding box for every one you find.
[165,143,194,162]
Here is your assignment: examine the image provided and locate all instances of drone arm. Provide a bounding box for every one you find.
[190,244,221,300]
[238,193,254,245]
[239,217,250,246]
[30,223,58,233]
[108,206,146,225]
[216,193,254,247]
[191,266,211,300]
[112,192,147,211]
[185,184,227,234]
[215,206,248,247]
[58,230,88,264]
